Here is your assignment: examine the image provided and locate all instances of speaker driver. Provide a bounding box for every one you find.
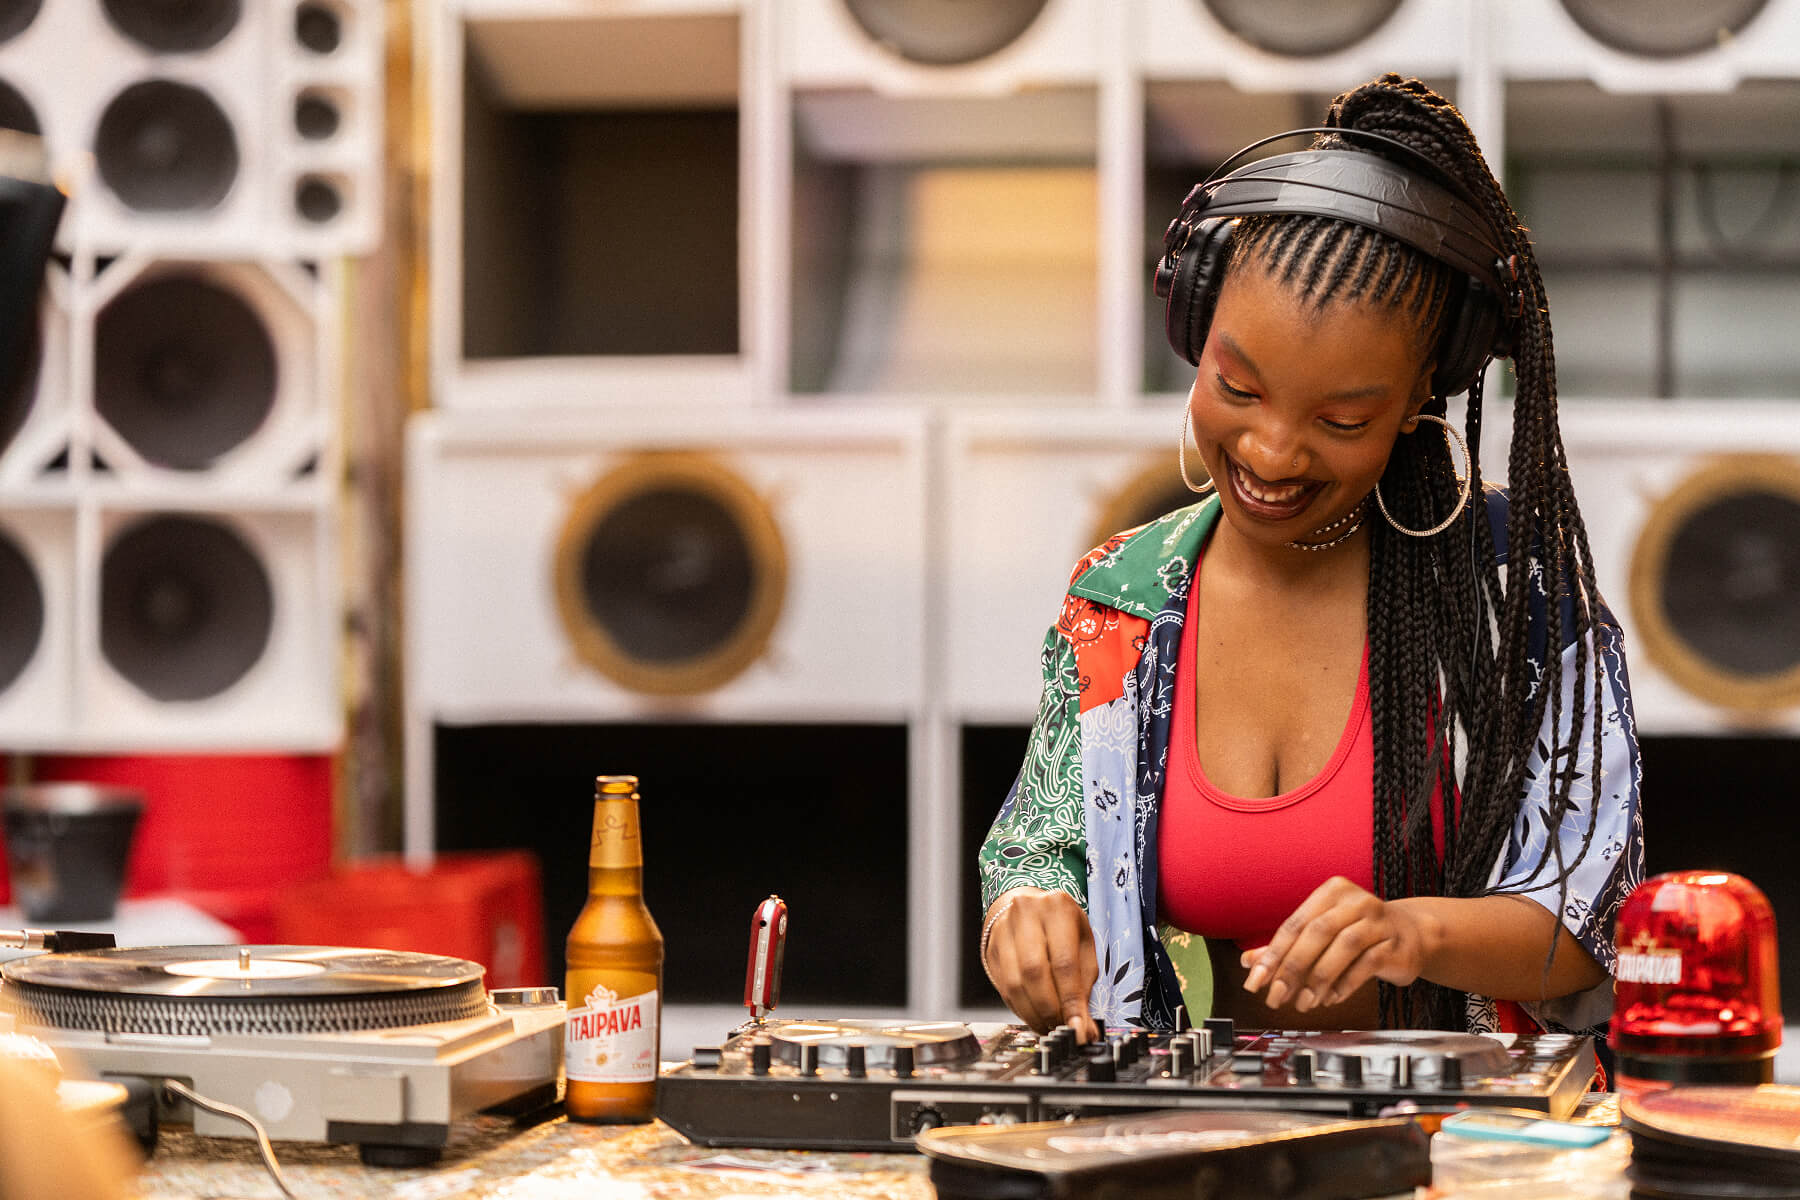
[0,317,41,456]
[101,514,274,702]
[94,271,278,471]
[1200,0,1403,57]
[102,0,241,53]
[840,0,1052,67]
[95,79,239,213]
[0,526,44,695]
[1558,0,1769,57]
[0,78,39,134]
[554,453,786,696]
[1631,456,1800,715]
[1089,457,1205,550]
[0,2,42,44]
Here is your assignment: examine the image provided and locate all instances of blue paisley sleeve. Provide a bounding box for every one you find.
[978,626,1088,911]
[1492,617,1645,1033]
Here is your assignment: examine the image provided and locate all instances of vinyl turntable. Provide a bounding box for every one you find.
[0,945,565,1165]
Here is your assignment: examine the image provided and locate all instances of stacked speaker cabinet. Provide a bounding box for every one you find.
[1502,0,1800,92]
[0,1,377,756]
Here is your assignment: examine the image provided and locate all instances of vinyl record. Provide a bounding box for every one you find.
[1558,0,1770,58]
[95,78,239,213]
[1630,456,1800,713]
[101,0,241,53]
[1201,0,1404,57]
[94,270,279,471]
[99,513,274,702]
[0,1,41,44]
[841,0,1052,66]
[0,526,43,694]
[554,452,786,696]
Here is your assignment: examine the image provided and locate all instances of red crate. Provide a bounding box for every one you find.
[272,852,547,989]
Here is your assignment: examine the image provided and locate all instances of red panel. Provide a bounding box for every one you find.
[33,754,334,894]
[273,851,547,990]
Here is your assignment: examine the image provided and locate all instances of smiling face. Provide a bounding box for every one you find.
[1188,259,1435,553]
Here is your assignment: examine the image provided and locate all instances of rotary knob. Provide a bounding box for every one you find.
[845,1043,867,1079]
[1085,1046,1116,1083]
[1291,1048,1317,1086]
[1439,1055,1463,1090]
[910,1106,945,1135]
[892,1044,916,1079]
[750,1038,772,1076]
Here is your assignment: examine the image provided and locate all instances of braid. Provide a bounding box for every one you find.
[1227,75,1606,1030]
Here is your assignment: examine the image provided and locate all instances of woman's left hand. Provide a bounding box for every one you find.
[1239,876,1435,1012]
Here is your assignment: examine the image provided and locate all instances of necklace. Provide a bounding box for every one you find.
[1287,502,1367,552]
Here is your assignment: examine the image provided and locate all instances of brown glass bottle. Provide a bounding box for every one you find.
[564,775,663,1123]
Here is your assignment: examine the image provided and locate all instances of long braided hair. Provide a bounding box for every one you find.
[1221,75,1605,1029]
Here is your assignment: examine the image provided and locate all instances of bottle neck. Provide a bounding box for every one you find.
[587,864,644,895]
[588,798,643,883]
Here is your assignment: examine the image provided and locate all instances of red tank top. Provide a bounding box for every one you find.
[1156,548,1383,950]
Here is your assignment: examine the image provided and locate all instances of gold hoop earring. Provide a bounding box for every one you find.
[1179,407,1215,495]
[1375,413,1472,537]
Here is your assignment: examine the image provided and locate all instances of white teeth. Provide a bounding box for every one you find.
[1233,463,1305,506]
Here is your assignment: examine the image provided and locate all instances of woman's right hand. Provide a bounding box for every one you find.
[981,887,1101,1043]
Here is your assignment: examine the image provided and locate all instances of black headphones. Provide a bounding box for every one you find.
[1154,127,1522,398]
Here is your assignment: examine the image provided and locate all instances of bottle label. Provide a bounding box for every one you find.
[565,982,658,1083]
[589,801,642,869]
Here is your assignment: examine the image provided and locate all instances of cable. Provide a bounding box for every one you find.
[160,1078,298,1199]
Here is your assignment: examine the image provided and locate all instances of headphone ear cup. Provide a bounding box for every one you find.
[1162,216,1236,367]
[1431,278,1503,397]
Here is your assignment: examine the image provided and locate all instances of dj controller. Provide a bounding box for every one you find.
[657,1016,1596,1151]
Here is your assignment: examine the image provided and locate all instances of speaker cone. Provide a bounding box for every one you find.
[554,453,786,695]
[95,270,278,471]
[101,514,274,702]
[1558,0,1769,57]
[0,78,39,134]
[1631,456,1800,714]
[1201,0,1403,57]
[0,1,42,44]
[294,1,341,54]
[1089,457,1205,550]
[0,526,44,694]
[96,79,239,213]
[102,0,241,53]
[841,0,1051,66]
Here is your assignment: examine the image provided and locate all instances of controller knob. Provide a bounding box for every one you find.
[1340,1055,1363,1086]
[1439,1055,1463,1090]
[1169,1039,1193,1077]
[844,1043,867,1078]
[1085,1046,1116,1083]
[1394,1053,1413,1089]
[750,1038,772,1076]
[910,1106,945,1135]
[1203,1017,1235,1050]
[1291,1048,1316,1085]
[1174,1004,1192,1032]
[893,1044,916,1079]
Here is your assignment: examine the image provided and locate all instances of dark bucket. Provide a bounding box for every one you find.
[3,784,144,923]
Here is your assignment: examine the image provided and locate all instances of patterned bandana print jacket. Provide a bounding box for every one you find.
[977,490,1645,1034]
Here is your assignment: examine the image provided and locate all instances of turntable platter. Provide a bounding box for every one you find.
[1,946,492,1036]
[768,1019,981,1070]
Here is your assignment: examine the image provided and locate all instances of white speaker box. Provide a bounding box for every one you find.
[1137,0,1469,93]
[0,261,70,487]
[80,501,340,750]
[943,407,1197,721]
[0,502,76,744]
[0,0,383,257]
[1502,0,1800,90]
[406,405,928,726]
[1559,400,1800,735]
[784,0,1102,95]
[79,255,334,487]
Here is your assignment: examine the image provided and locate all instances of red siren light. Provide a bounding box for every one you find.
[1613,871,1782,1090]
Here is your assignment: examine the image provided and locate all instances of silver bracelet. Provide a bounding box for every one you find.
[979,891,1027,983]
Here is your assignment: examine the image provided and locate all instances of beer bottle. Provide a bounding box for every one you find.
[564,775,663,1123]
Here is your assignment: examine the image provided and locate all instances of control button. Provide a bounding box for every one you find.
[750,1038,772,1076]
[1035,1044,1055,1075]
[1339,1056,1363,1086]
[1394,1053,1413,1089]
[1169,1040,1193,1077]
[1203,1017,1235,1050]
[799,1043,819,1077]
[1174,1004,1191,1032]
[1086,1047,1116,1083]
[892,1044,916,1079]
[690,1045,723,1070]
[910,1106,945,1135]
[1439,1055,1463,1090]
[1291,1048,1316,1086]
[1194,1029,1213,1059]
[844,1043,867,1079]
[1231,1052,1264,1075]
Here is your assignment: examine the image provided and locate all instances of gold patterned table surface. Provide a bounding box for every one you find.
[132,1116,934,1200]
